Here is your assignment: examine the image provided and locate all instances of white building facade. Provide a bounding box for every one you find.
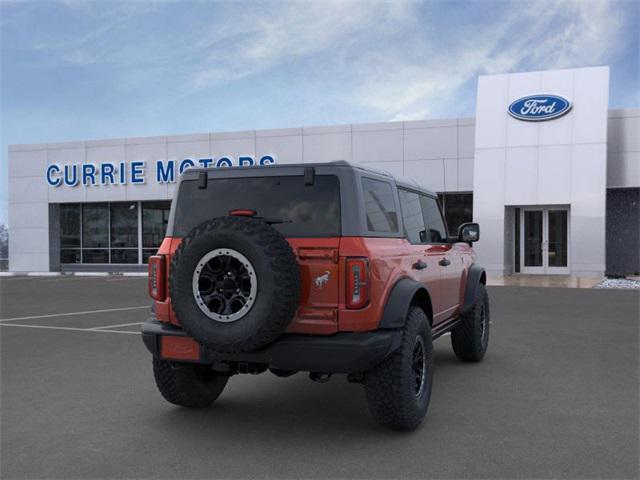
[7,66,640,277]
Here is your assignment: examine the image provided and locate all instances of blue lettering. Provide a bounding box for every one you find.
[46,164,61,187]
[259,155,275,166]
[100,162,116,185]
[64,164,79,186]
[179,158,195,174]
[216,157,233,168]
[156,160,175,183]
[130,161,145,184]
[119,161,127,184]
[82,164,97,186]
[239,156,254,167]
[198,158,213,168]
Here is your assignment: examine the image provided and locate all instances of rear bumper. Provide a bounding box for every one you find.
[141,319,402,374]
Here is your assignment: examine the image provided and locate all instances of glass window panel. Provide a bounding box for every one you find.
[514,208,520,273]
[438,193,473,236]
[60,249,81,263]
[399,190,426,243]
[110,249,139,264]
[82,204,109,248]
[82,249,109,263]
[142,201,171,248]
[548,210,568,267]
[60,204,81,248]
[524,210,543,267]
[420,196,447,243]
[142,249,158,264]
[110,203,138,248]
[173,177,341,238]
[361,178,398,233]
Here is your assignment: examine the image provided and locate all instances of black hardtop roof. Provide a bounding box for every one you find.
[184,160,437,197]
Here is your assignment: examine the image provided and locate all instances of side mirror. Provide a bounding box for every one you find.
[458,223,480,243]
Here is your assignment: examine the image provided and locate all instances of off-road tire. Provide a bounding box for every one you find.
[169,216,300,353]
[153,359,228,408]
[364,307,434,430]
[451,283,490,362]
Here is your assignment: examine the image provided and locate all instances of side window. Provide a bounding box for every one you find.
[361,178,398,233]
[420,195,448,243]
[398,189,426,243]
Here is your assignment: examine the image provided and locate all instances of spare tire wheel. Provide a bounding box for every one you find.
[169,216,300,353]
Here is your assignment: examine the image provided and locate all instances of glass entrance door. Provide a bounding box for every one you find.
[519,208,569,274]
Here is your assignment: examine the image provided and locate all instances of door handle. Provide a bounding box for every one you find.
[439,258,451,267]
[412,260,427,270]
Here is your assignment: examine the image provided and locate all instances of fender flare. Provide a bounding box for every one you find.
[378,278,433,329]
[460,264,486,314]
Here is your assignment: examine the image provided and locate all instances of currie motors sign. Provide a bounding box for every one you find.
[508,94,572,121]
[45,155,276,187]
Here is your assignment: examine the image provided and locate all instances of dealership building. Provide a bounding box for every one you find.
[7,66,639,277]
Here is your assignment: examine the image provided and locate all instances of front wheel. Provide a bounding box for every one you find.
[451,283,490,362]
[364,307,434,430]
[152,359,228,408]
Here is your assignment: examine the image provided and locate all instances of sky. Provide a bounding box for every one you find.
[1,0,638,225]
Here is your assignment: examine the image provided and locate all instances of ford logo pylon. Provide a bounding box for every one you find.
[508,94,572,121]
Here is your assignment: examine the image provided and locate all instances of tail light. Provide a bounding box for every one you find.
[346,257,369,309]
[148,255,166,301]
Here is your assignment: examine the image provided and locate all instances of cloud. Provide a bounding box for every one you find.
[188,1,415,91]
[3,0,631,122]
[350,0,626,121]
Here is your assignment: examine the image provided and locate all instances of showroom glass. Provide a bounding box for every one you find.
[438,192,473,235]
[60,204,81,263]
[420,196,447,243]
[173,175,341,237]
[548,210,568,267]
[110,203,138,264]
[361,178,398,233]
[82,204,109,263]
[524,210,543,267]
[59,201,170,265]
[142,201,171,263]
[398,189,425,243]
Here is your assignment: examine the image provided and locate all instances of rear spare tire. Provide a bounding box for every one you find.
[169,216,300,353]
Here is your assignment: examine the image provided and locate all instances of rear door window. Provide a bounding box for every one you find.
[361,177,398,233]
[173,175,341,237]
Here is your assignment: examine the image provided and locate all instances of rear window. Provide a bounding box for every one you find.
[173,175,341,237]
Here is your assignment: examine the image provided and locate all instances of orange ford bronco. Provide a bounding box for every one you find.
[143,161,489,430]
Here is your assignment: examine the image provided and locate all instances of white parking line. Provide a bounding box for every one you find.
[41,276,118,283]
[0,306,149,323]
[105,277,147,282]
[89,321,144,330]
[0,323,140,335]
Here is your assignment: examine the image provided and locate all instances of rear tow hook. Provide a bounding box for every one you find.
[309,372,332,383]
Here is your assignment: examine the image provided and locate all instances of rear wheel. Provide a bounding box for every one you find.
[152,359,228,408]
[364,307,434,430]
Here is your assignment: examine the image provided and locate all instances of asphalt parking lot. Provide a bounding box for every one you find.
[1,277,638,479]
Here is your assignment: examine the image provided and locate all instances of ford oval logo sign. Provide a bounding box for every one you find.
[508,94,572,121]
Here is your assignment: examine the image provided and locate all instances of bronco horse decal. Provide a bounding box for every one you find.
[314,270,331,289]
